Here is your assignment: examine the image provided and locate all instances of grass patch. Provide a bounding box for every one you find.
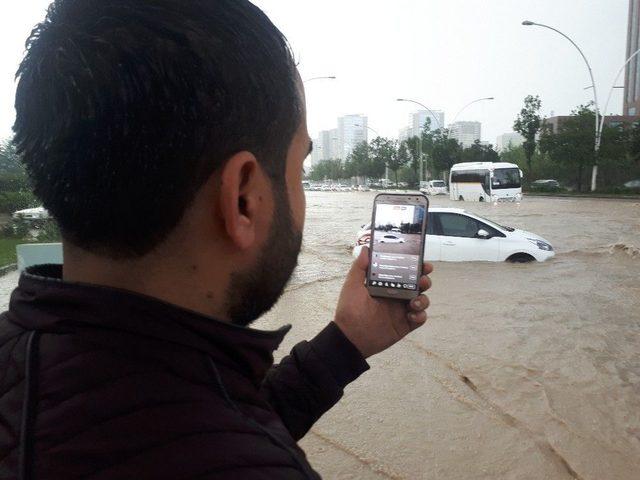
[0,237,33,267]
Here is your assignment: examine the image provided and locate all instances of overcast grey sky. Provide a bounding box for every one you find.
[0,1,629,148]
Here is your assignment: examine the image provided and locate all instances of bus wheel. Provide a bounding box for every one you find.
[458,196,464,201]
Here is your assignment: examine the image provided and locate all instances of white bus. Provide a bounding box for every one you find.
[449,162,523,202]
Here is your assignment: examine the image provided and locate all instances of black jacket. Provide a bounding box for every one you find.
[0,265,369,479]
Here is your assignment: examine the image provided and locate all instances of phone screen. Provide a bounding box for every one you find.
[368,203,426,291]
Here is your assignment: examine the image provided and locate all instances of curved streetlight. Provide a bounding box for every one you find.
[396,98,444,182]
[354,124,381,138]
[452,97,495,124]
[522,20,601,191]
[396,98,443,130]
[599,47,640,140]
[303,76,337,83]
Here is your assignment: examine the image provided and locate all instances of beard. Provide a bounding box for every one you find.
[226,185,302,326]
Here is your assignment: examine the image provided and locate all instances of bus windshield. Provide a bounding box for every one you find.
[492,168,521,189]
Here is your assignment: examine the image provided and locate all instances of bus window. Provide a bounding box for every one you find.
[492,168,521,189]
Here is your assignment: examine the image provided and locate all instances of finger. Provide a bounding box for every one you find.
[422,262,434,275]
[418,274,432,292]
[408,294,430,312]
[345,246,369,288]
[407,310,427,327]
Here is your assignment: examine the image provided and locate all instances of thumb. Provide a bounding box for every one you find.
[346,246,369,287]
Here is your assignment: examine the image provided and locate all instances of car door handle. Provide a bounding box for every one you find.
[443,241,456,246]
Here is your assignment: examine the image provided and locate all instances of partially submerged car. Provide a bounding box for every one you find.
[12,206,50,220]
[420,180,448,196]
[354,207,555,262]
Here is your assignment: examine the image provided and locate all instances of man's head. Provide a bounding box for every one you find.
[13,0,310,325]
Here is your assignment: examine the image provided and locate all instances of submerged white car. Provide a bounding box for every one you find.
[420,180,448,196]
[377,234,405,244]
[354,207,555,262]
[12,206,50,220]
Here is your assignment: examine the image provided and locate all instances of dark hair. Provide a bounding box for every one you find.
[13,0,301,258]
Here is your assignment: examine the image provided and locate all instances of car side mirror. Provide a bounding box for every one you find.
[477,229,491,239]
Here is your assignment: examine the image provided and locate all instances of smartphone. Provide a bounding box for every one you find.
[366,193,429,300]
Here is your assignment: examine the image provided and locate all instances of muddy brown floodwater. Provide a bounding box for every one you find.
[0,193,639,479]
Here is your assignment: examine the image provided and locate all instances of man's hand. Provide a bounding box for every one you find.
[334,246,433,359]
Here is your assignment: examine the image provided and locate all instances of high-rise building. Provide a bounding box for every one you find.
[311,129,340,166]
[625,0,640,116]
[337,115,368,160]
[410,110,444,137]
[449,121,481,148]
[495,132,524,152]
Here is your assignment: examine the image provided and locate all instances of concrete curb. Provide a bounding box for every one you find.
[0,264,17,277]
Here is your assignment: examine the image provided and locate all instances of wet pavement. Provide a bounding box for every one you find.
[1,193,639,479]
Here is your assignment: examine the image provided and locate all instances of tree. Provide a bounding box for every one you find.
[626,122,640,164]
[0,138,23,174]
[405,136,422,186]
[423,128,462,176]
[539,104,594,192]
[513,95,542,176]
[345,141,371,181]
[396,141,411,185]
[370,137,402,186]
[308,159,346,182]
[461,140,499,163]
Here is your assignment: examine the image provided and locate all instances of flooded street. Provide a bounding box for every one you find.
[1,193,639,479]
[257,192,640,479]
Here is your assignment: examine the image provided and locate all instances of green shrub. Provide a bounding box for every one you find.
[0,190,39,214]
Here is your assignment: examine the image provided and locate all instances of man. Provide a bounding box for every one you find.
[0,1,432,478]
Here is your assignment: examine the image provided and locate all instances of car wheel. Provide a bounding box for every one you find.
[458,196,464,201]
[507,253,536,263]
[479,196,485,202]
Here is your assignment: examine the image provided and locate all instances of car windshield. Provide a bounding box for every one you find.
[492,168,521,189]
[432,181,446,187]
[467,212,513,232]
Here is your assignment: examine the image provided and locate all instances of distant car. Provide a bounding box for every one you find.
[12,206,50,220]
[377,234,405,244]
[623,179,640,189]
[530,179,561,190]
[357,185,370,192]
[420,180,448,196]
[354,207,555,262]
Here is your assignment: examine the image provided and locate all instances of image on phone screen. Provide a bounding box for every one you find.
[368,203,425,291]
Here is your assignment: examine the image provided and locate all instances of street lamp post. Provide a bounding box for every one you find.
[451,97,495,125]
[522,20,601,191]
[303,76,337,83]
[599,47,640,140]
[396,98,443,182]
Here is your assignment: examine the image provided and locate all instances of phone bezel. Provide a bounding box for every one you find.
[366,193,429,300]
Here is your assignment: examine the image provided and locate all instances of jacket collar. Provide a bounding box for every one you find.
[8,264,291,385]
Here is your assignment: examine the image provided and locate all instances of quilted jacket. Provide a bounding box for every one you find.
[0,265,369,479]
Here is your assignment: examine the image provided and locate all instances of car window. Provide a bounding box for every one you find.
[426,212,436,235]
[438,213,480,238]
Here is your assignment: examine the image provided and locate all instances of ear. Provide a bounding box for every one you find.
[218,151,269,250]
